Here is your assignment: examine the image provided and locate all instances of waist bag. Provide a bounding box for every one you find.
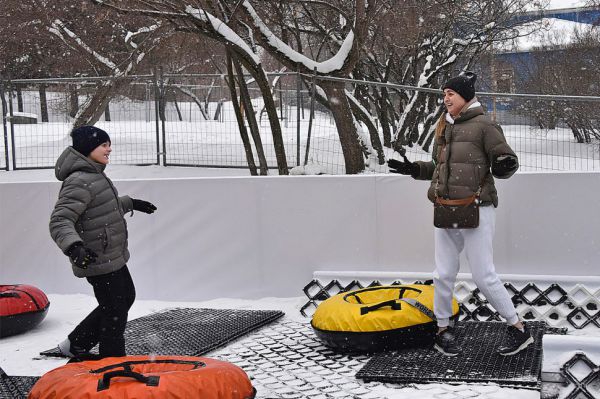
[433,195,479,229]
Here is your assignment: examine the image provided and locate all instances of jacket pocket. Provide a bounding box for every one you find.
[102,226,110,252]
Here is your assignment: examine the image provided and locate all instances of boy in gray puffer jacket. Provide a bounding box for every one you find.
[50,125,157,359]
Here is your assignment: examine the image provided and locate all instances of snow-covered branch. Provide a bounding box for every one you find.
[184,6,260,65]
[125,23,161,48]
[241,1,355,74]
[49,19,120,73]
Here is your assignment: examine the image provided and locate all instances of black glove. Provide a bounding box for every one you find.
[492,155,518,178]
[66,243,97,269]
[132,199,157,214]
[387,158,419,177]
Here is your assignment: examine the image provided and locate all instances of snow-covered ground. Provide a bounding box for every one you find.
[1,293,544,399]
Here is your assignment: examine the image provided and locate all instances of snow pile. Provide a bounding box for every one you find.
[289,164,324,175]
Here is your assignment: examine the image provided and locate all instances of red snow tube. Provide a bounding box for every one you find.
[0,284,50,337]
[29,355,256,399]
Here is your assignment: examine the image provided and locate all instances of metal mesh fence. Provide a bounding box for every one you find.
[482,95,600,172]
[160,73,304,169]
[0,73,598,173]
[305,77,600,174]
[3,77,160,170]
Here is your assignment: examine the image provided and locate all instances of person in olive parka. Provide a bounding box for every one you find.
[388,72,533,357]
[49,125,157,359]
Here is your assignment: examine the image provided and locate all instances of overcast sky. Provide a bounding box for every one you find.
[547,0,590,9]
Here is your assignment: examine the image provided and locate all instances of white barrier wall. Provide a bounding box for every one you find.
[1,173,599,301]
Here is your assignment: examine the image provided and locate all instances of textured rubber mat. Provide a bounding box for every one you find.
[211,319,547,398]
[356,321,547,389]
[0,367,39,399]
[40,308,284,358]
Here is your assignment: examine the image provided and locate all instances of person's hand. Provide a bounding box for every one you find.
[388,148,420,177]
[132,199,157,214]
[66,243,97,269]
[492,155,518,178]
[388,158,414,175]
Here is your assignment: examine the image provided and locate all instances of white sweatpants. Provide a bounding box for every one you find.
[433,206,519,328]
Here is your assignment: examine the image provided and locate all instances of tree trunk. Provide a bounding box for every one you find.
[172,89,183,121]
[393,91,429,151]
[237,54,288,175]
[373,88,391,148]
[16,86,23,112]
[418,105,443,152]
[204,78,216,118]
[232,56,268,175]
[39,85,49,122]
[213,101,223,121]
[173,86,209,120]
[158,90,167,122]
[104,103,111,122]
[348,96,385,165]
[226,53,258,175]
[321,80,364,174]
[69,86,79,118]
[73,80,127,127]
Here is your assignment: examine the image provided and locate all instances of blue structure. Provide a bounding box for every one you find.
[492,5,600,93]
[513,6,600,25]
[476,5,600,117]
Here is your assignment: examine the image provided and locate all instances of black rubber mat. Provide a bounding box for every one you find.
[40,308,284,358]
[0,367,39,399]
[356,321,547,389]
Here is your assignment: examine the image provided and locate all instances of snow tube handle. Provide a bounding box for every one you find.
[360,299,401,315]
[97,368,160,392]
[0,292,20,298]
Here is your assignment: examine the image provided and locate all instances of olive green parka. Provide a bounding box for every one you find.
[414,101,518,207]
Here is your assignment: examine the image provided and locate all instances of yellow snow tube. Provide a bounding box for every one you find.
[311,284,459,352]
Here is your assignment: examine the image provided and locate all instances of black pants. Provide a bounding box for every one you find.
[69,265,136,357]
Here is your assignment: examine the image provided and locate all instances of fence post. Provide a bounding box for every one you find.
[152,68,162,166]
[304,68,317,166]
[0,79,10,170]
[159,67,167,166]
[296,71,302,166]
[278,77,283,121]
[7,79,16,170]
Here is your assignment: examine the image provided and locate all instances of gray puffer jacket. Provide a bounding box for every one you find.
[414,104,518,207]
[49,147,134,277]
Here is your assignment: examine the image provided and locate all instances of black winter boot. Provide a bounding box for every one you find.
[434,327,461,356]
[497,325,534,356]
[58,338,90,358]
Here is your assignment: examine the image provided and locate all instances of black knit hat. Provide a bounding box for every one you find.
[442,71,477,101]
[71,126,111,157]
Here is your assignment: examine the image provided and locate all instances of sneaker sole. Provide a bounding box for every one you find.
[498,336,534,356]
[434,343,460,357]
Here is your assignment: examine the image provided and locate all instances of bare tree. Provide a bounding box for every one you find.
[91,0,293,174]
[49,19,173,127]
[3,0,550,172]
[356,0,544,152]
[90,0,376,174]
[514,24,600,142]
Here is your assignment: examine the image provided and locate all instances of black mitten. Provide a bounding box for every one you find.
[66,243,98,269]
[492,155,518,178]
[387,158,420,177]
[132,199,157,214]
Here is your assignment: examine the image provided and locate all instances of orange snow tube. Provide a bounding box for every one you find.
[28,355,256,399]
